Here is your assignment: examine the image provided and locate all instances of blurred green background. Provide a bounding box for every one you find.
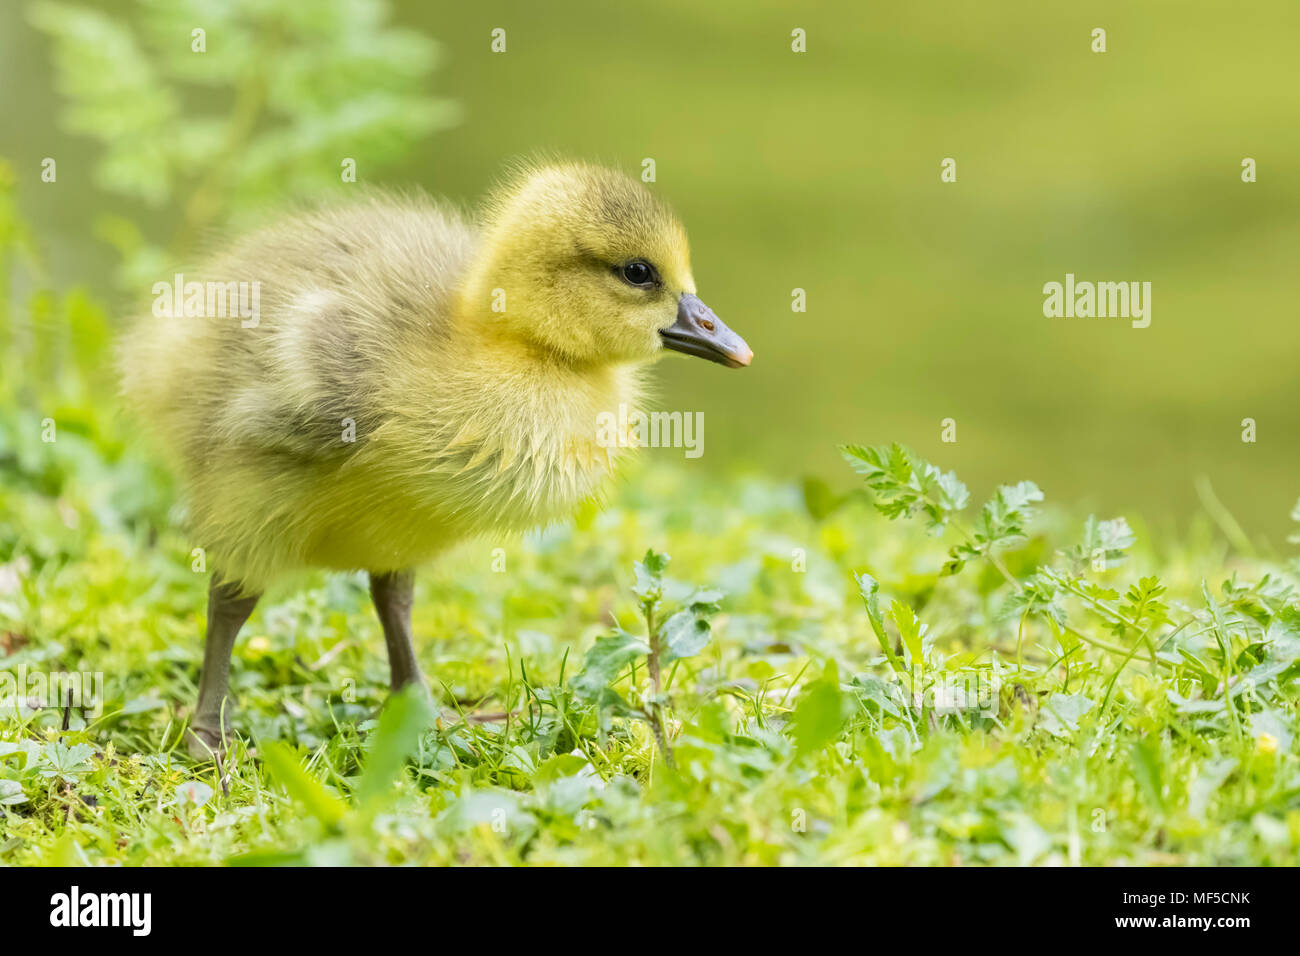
[2,0,1297,540]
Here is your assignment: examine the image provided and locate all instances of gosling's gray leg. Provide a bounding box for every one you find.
[369,569,426,691]
[188,577,260,760]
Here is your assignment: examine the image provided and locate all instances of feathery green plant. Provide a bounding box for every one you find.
[571,549,721,768]
[28,0,458,286]
[842,441,1300,733]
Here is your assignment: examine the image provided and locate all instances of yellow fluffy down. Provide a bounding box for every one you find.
[120,163,692,591]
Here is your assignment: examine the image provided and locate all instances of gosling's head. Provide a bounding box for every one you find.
[468,162,752,369]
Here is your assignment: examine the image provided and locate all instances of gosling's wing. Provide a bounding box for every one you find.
[123,192,477,468]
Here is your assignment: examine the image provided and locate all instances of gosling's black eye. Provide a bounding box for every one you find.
[619,260,657,288]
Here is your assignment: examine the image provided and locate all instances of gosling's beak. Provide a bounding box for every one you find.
[659,293,753,368]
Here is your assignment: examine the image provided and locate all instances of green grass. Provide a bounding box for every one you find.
[2,438,1298,865]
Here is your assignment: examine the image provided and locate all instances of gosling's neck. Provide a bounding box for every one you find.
[392,301,646,528]
[450,303,646,413]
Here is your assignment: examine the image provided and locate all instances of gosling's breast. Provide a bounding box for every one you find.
[400,360,644,535]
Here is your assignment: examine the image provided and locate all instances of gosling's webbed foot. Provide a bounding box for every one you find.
[185,723,229,762]
[377,680,437,722]
[394,685,434,720]
[390,671,430,695]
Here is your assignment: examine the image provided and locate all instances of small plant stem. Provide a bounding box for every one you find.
[876,626,905,675]
[647,709,675,769]
[643,604,676,769]
[1206,612,1243,745]
[1099,627,1152,714]
[1016,607,1029,671]
[645,605,661,693]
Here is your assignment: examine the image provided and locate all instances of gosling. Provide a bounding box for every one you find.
[120,162,752,758]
